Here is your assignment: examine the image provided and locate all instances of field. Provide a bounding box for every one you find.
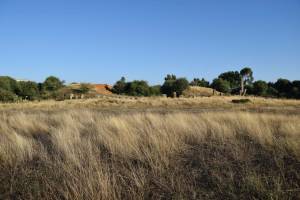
[0,96,300,199]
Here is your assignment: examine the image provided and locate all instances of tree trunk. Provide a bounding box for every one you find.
[240,77,244,96]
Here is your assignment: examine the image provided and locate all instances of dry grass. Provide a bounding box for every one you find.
[182,86,221,97]
[1,95,300,114]
[0,103,300,199]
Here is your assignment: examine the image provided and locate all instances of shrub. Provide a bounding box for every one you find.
[253,80,268,96]
[43,76,64,92]
[112,77,127,94]
[125,80,151,96]
[161,76,189,97]
[18,81,40,100]
[232,99,251,104]
[0,89,17,102]
[211,78,231,93]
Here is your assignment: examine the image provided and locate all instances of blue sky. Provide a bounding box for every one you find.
[0,0,299,85]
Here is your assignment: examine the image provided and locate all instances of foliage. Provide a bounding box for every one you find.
[149,85,162,96]
[18,81,40,100]
[161,76,189,97]
[190,78,210,87]
[274,79,292,98]
[211,78,231,93]
[125,80,151,96]
[252,80,268,96]
[0,88,17,102]
[112,77,127,94]
[240,67,254,95]
[43,76,64,92]
[218,71,241,89]
[0,76,20,94]
[77,83,90,94]
[164,74,177,81]
[232,99,251,104]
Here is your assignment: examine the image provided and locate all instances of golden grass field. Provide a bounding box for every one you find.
[0,96,300,199]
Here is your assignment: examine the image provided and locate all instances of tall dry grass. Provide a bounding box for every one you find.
[0,109,299,199]
[1,95,300,113]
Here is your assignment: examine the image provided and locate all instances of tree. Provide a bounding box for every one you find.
[18,81,40,100]
[164,74,177,81]
[218,71,241,90]
[240,67,253,95]
[274,78,292,98]
[292,81,300,99]
[125,80,151,96]
[161,79,175,97]
[252,80,268,96]
[43,76,64,92]
[190,78,210,87]
[0,76,20,94]
[77,83,90,94]
[149,85,161,96]
[0,88,17,102]
[161,76,189,97]
[174,78,189,96]
[112,77,127,94]
[211,78,231,93]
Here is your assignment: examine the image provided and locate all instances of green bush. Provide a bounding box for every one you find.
[161,76,189,97]
[125,80,151,96]
[232,99,251,104]
[253,80,268,96]
[211,78,231,93]
[18,81,40,100]
[0,89,17,102]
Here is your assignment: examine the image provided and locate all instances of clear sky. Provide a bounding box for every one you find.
[0,0,299,85]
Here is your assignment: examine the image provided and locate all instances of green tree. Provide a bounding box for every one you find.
[149,85,161,96]
[190,78,210,87]
[0,76,20,94]
[211,78,231,93]
[43,76,64,92]
[164,74,177,81]
[18,81,40,100]
[125,80,150,96]
[174,78,189,96]
[161,76,189,97]
[252,80,268,96]
[240,67,253,95]
[112,77,127,94]
[274,78,292,98]
[292,81,300,99]
[218,71,241,89]
[0,88,17,102]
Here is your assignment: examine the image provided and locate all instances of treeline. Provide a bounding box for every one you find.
[0,76,65,102]
[0,67,300,102]
[112,67,300,99]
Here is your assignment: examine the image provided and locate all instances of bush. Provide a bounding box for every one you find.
[252,80,268,96]
[112,77,127,94]
[190,78,210,87]
[232,99,251,104]
[18,81,40,100]
[211,78,231,93]
[0,89,17,102]
[43,76,64,92]
[149,85,161,96]
[0,76,20,94]
[125,80,151,96]
[161,76,189,97]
